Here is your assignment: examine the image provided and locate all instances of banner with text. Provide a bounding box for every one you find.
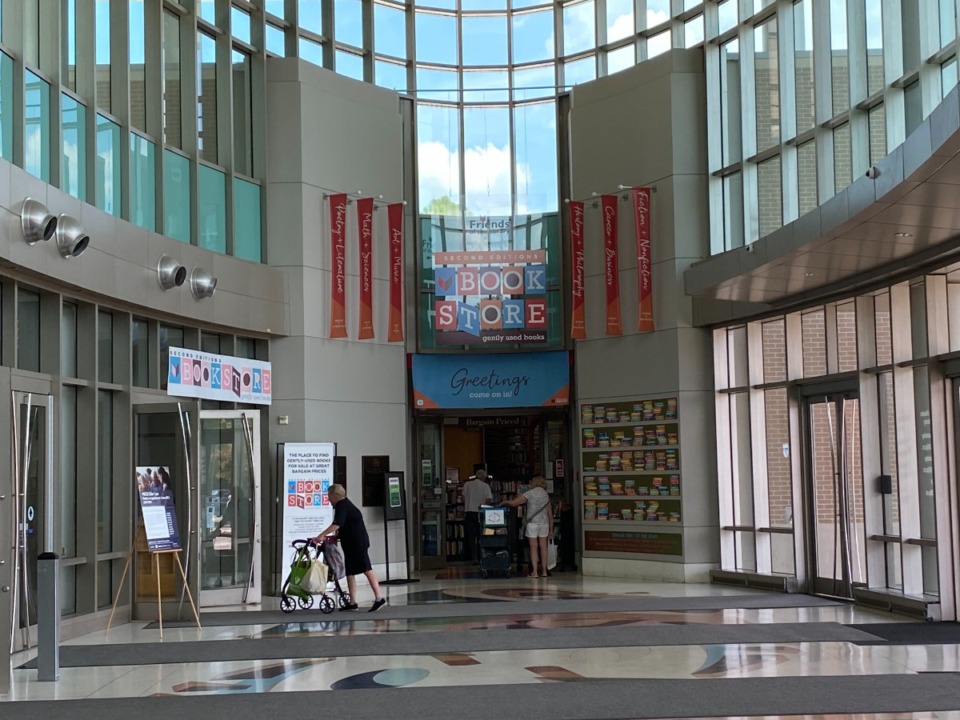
[412,351,569,409]
[167,347,272,405]
[387,203,405,342]
[633,187,654,332]
[357,196,375,339]
[329,193,348,338]
[601,194,622,336]
[569,200,586,340]
[282,443,336,553]
[136,466,182,552]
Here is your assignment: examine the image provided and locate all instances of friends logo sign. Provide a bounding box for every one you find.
[167,347,272,405]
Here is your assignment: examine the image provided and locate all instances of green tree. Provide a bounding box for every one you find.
[421,195,462,216]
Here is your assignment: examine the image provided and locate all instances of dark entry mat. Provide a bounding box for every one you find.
[849,621,960,644]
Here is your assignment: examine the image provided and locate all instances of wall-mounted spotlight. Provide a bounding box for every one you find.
[157,255,187,290]
[20,197,58,245]
[190,267,218,300]
[55,214,90,258]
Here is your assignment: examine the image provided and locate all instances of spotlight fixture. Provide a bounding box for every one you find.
[157,255,187,290]
[55,214,90,258]
[20,197,58,245]
[189,267,218,300]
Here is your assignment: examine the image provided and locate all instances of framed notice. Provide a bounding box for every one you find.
[384,471,406,522]
[136,467,182,552]
[362,455,390,507]
[282,443,336,552]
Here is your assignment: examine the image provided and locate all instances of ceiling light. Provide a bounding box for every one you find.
[55,214,90,258]
[803,272,816,277]
[894,232,913,238]
[157,255,187,290]
[20,197,57,245]
[189,267,218,300]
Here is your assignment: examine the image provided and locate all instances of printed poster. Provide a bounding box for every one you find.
[282,443,336,552]
[136,466,182,552]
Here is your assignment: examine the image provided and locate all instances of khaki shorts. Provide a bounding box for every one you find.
[525,523,549,538]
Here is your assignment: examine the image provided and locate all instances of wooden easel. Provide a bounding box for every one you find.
[106,525,202,639]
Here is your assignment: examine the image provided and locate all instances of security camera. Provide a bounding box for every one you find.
[865,166,881,179]
[745,243,755,253]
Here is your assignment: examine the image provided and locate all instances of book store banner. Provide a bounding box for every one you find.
[282,443,336,553]
[601,194,622,336]
[412,351,569,409]
[167,347,272,405]
[632,187,654,333]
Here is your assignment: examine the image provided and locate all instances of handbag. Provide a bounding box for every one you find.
[302,559,328,594]
[547,539,557,571]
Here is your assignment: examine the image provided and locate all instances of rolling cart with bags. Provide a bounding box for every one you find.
[478,506,511,578]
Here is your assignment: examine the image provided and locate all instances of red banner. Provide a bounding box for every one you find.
[601,194,621,336]
[569,200,586,340]
[633,187,654,333]
[329,194,348,338]
[357,197,375,339]
[387,203,404,342]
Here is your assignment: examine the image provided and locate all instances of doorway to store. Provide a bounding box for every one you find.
[802,390,866,599]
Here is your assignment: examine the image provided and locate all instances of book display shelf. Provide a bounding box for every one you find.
[579,397,684,558]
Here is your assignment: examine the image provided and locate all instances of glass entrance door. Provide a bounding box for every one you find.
[10,392,54,652]
[804,393,866,599]
[197,411,261,606]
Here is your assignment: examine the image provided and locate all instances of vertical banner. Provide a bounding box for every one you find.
[569,200,586,340]
[387,203,405,342]
[633,187,654,332]
[282,443,336,553]
[601,194,622,336]
[357,197,375,339]
[329,193,348,338]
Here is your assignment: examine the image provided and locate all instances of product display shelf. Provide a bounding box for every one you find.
[579,397,684,558]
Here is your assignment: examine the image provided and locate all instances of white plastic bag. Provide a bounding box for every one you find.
[547,540,557,571]
[302,559,328,594]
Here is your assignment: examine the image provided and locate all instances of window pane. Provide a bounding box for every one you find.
[232,7,252,43]
[376,60,408,91]
[718,0,737,34]
[904,80,922,136]
[563,1,595,56]
[797,139,818,215]
[795,0,814,134]
[96,114,121,216]
[417,66,458,102]
[732,392,754,531]
[0,52,12,160]
[723,172,744,251]
[647,30,670,58]
[837,301,858,372]
[802,309,827,376]
[336,50,364,80]
[234,179,262,262]
[336,0,363,47]
[99,311,113,383]
[299,37,325,67]
[606,0,633,43]
[62,302,78,377]
[201,332,221,354]
[163,149,191,243]
[720,38,741,166]
[199,164,227,253]
[830,0,848,115]
[62,94,86,201]
[132,318,149,387]
[164,11,182,147]
[266,23,286,55]
[757,155,782,238]
[865,0,883,96]
[232,50,253,176]
[130,134,156,231]
[684,16,703,47]
[97,390,113,552]
[130,0,147,130]
[95,0,111,111]
[18,289,40,373]
[61,385,77,557]
[198,32,218,163]
[941,0,957,49]
[754,18,779,151]
[299,0,323,34]
[646,0,669,28]
[834,122,852,194]
[868,104,886,167]
[875,291,892,365]
[416,14,457,64]
[765,387,793,531]
[914,366,938,594]
[608,45,634,73]
[943,58,958,96]
[159,325,184,391]
[464,106,511,216]
[513,64,555,101]
[563,55,595,88]
[65,0,77,90]
[512,10,554,64]
[417,103,461,213]
[375,3,406,58]
[198,0,216,24]
[25,70,50,182]
[514,101,558,213]
[762,318,786,383]
[463,70,508,103]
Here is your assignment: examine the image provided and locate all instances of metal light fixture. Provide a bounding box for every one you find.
[189,267,218,300]
[20,198,58,245]
[55,214,90,258]
[157,255,187,290]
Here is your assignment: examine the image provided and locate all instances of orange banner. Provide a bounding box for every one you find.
[357,197,375,340]
[329,193,348,339]
[601,194,622,336]
[387,203,404,342]
[633,187,654,332]
[569,200,586,340]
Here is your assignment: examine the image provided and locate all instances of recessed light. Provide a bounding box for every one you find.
[894,232,913,237]
[804,272,816,277]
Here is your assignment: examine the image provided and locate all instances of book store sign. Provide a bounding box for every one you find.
[412,351,569,410]
[585,530,682,556]
[167,347,272,405]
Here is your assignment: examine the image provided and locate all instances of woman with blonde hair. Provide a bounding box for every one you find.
[501,475,552,577]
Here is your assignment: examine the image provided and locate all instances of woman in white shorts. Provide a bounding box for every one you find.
[502,476,552,577]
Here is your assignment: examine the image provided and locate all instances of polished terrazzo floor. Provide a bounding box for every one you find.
[4,573,960,719]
